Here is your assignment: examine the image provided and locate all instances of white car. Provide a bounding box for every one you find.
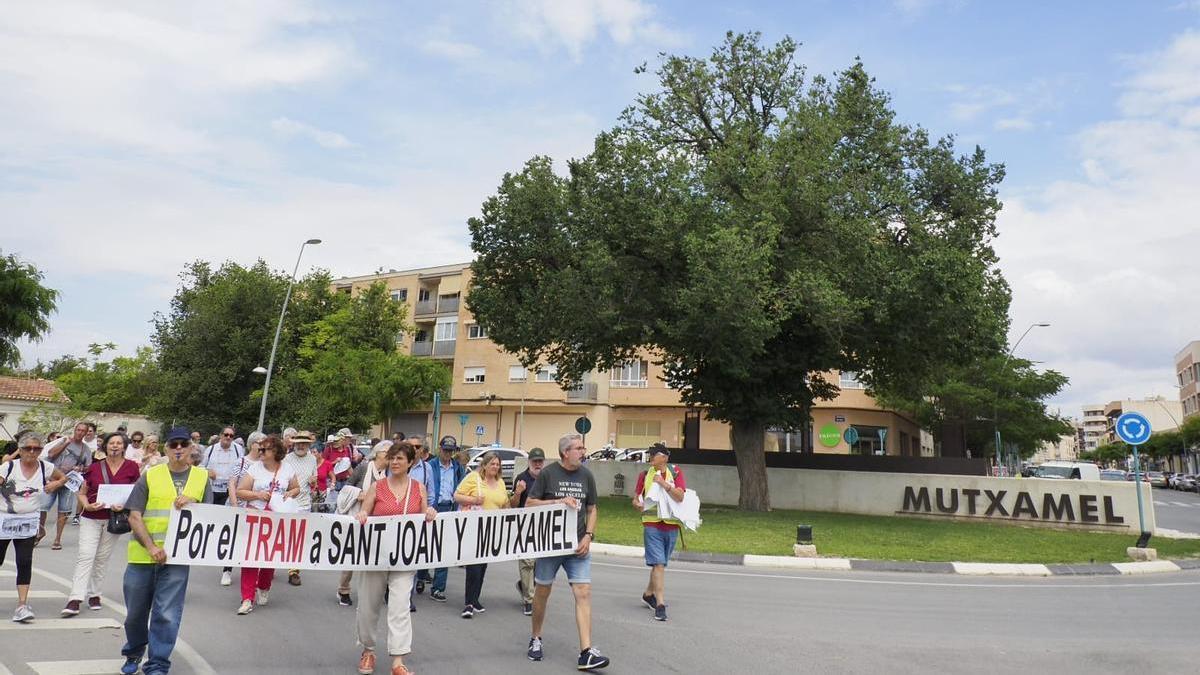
[466,446,529,488]
[614,448,647,463]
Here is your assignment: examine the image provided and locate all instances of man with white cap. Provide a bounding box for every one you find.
[282,431,319,586]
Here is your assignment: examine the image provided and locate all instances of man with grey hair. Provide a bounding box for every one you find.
[525,433,607,670]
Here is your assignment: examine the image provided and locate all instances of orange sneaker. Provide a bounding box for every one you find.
[391,665,413,675]
[357,651,375,675]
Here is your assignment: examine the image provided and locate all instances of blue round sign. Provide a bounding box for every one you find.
[1115,412,1152,446]
[843,427,860,445]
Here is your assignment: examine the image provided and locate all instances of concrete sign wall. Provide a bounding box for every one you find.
[585,461,1155,534]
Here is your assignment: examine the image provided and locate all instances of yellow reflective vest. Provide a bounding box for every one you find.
[128,463,209,564]
[641,464,682,528]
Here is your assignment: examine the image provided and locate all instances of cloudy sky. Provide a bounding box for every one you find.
[4,1,1198,418]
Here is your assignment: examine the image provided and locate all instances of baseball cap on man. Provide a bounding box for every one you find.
[527,447,546,461]
[439,435,459,452]
[166,426,191,443]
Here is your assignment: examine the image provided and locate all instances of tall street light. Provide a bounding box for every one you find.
[994,322,1050,474]
[257,238,321,433]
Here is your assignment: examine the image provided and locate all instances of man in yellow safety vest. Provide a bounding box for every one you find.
[118,426,212,675]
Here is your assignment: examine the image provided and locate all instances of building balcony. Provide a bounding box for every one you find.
[610,379,649,389]
[414,299,437,316]
[432,340,456,358]
[412,341,432,356]
[438,296,459,314]
[566,382,598,402]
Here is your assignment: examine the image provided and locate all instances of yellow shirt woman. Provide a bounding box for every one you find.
[455,470,509,510]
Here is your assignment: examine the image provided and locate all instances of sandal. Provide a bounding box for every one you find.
[34,527,46,547]
[391,666,413,675]
[51,542,62,550]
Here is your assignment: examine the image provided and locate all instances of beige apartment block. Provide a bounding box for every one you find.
[1102,396,1183,445]
[331,264,922,458]
[1176,340,1200,420]
[1079,403,1107,452]
[1031,424,1081,464]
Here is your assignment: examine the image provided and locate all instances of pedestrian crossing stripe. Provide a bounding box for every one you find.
[28,659,128,675]
[0,590,63,599]
[0,618,120,631]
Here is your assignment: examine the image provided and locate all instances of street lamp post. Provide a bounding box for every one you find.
[994,322,1050,475]
[256,238,321,433]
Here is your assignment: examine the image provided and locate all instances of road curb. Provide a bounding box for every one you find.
[589,542,1198,577]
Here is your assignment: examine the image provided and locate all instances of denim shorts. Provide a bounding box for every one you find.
[534,552,592,586]
[44,487,75,514]
[643,526,678,567]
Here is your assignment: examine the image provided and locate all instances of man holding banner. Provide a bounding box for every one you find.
[118,426,211,675]
[525,433,609,670]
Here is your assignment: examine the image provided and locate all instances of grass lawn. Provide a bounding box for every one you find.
[593,496,1200,564]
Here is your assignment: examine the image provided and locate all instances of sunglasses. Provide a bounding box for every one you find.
[167,440,189,449]
[222,432,234,438]
[21,445,43,451]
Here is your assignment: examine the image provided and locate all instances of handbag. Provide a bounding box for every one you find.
[100,461,132,535]
[463,472,485,512]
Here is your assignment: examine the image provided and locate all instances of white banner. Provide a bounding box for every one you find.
[0,513,40,540]
[164,503,580,571]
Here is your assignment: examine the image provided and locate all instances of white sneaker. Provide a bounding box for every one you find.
[237,600,253,615]
[12,604,34,623]
[256,589,269,606]
[220,571,232,586]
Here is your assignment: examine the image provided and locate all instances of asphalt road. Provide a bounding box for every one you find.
[1152,485,1200,534]
[4,521,1200,675]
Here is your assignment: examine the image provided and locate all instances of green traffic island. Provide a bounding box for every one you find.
[593,496,1200,565]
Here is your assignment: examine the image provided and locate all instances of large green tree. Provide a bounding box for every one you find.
[149,260,341,434]
[295,282,450,431]
[0,250,59,368]
[876,355,1072,460]
[467,33,1009,510]
[55,343,161,415]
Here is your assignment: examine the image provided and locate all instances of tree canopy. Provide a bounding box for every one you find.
[0,250,59,368]
[467,33,1010,510]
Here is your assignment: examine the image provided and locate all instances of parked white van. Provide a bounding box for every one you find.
[1037,461,1101,480]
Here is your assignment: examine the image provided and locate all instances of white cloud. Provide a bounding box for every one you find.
[501,0,684,58]
[995,117,1034,131]
[270,117,356,149]
[996,30,1200,415]
[421,38,483,60]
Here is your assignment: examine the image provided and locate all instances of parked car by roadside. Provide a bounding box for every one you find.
[466,445,528,488]
[614,448,647,463]
[1146,471,1168,488]
[1099,469,1128,481]
[1037,461,1101,480]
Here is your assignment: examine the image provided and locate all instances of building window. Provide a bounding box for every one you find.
[463,367,486,384]
[434,318,457,342]
[535,365,558,382]
[418,288,431,302]
[336,286,351,295]
[616,420,662,448]
[413,329,428,343]
[468,324,488,339]
[610,360,649,388]
[390,289,408,302]
[839,371,864,389]
[508,365,527,382]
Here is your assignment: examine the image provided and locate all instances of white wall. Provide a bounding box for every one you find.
[583,460,1156,535]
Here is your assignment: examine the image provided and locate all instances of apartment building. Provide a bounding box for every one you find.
[331,263,922,458]
[1177,341,1200,420]
[1102,396,1183,445]
[1030,423,1080,464]
[1079,404,1107,452]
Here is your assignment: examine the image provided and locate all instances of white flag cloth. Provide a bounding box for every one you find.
[643,482,702,531]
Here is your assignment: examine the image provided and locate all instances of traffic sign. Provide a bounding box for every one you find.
[458,414,469,426]
[818,424,840,447]
[474,424,485,436]
[843,427,860,445]
[1116,412,1152,445]
[575,417,592,435]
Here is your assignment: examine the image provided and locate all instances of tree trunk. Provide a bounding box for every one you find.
[730,419,771,511]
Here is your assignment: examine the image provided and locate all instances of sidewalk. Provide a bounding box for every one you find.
[590,542,1200,577]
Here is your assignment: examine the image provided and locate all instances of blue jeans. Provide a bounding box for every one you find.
[122,563,190,675]
[643,526,679,567]
[431,501,456,592]
[534,552,592,586]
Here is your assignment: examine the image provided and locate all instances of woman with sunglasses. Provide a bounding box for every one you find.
[63,432,140,616]
[354,442,437,675]
[233,435,299,615]
[1,433,68,623]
